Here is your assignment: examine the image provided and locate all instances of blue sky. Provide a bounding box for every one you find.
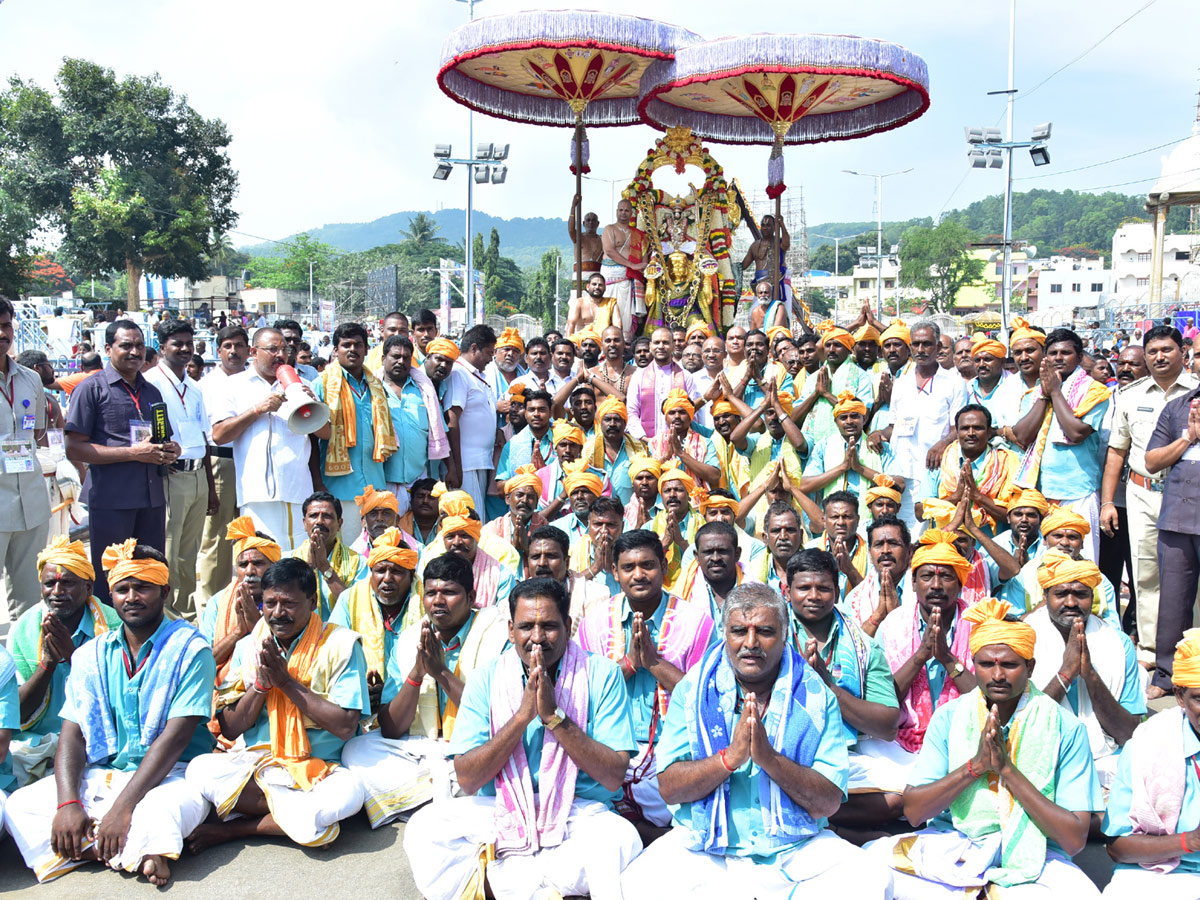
[2,0,1197,246]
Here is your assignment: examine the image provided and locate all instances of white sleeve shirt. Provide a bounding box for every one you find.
[143,363,210,460]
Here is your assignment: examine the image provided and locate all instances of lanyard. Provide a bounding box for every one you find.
[0,371,13,412]
[122,645,151,679]
[348,376,367,402]
[157,363,187,405]
[120,380,144,418]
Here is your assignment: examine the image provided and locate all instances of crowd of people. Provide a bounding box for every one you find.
[1,292,1200,899]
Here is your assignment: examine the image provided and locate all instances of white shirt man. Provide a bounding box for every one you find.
[448,356,498,515]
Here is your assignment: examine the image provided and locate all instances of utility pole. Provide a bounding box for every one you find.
[1000,0,1017,340]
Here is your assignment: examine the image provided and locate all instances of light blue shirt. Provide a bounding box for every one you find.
[1105,714,1200,873]
[382,377,431,485]
[918,607,959,710]
[1038,390,1109,499]
[657,664,849,861]
[315,371,388,502]
[967,373,1010,424]
[496,427,554,482]
[448,651,636,807]
[380,610,476,710]
[550,511,589,543]
[981,529,1041,611]
[61,617,216,772]
[911,690,1103,854]
[330,588,419,682]
[600,441,636,507]
[803,433,895,517]
[227,620,369,763]
[0,645,20,791]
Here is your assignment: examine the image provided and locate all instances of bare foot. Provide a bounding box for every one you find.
[1147,684,1169,701]
[186,822,240,854]
[140,855,171,886]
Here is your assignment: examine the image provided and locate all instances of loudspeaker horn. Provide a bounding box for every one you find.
[276,365,331,435]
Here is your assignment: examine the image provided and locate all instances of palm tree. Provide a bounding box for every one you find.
[400,213,440,250]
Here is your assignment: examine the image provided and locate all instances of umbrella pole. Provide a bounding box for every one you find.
[574,119,584,301]
[772,192,781,326]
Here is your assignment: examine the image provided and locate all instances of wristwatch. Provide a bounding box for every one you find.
[544,707,566,731]
[948,660,965,679]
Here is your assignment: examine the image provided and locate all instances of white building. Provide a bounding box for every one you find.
[839,257,904,319]
[1111,221,1200,299]
[1031,256,1112,311]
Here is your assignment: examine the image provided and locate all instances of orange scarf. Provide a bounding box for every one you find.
[266,613,336,790]
[320,361,398,477]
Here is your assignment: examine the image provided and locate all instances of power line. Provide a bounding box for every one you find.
[1016,135,1194,181]
[1075,164,1200,192]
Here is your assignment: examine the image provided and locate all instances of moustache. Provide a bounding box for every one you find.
[267,617,293,628]
[737,649,765,660]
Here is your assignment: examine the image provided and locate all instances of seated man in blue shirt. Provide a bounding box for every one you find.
[4,542,215,886]
[185,558,368,852]
[1103,630,1200,898]
[621,581,894,899]
[868,598,1103,899]
[403,577,642,900]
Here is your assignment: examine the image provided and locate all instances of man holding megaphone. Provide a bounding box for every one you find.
[211,327,331,556]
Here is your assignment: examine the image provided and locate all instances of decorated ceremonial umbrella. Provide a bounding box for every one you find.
[638,34,930,325]
[437,10,701,296]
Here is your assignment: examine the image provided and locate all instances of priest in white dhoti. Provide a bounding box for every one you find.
[867,599,1103,900]
[402,577,642,900]
[1025,552,1144,788]
[184,557,369,851]
[341,553,507,826]
[620,582,895,899]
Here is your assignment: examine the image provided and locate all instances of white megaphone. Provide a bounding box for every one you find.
[276,365,330,435]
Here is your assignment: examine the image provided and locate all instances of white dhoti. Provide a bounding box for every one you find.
[1045,492,1100,561]
[601,263,645,343]
[242,500,305,554]
[848,737,918,795]
[459,469,490,521]
[622,826,895,900]
[340,731,456,827]
[404,794,642,900]
[617,742,670,827]
[338,503,362,545]
[9,733,59,788]
[4,763,209,883]
[866,828,1100,900]
[1096,752,1119,791]
[1103,866,1200,900]
[185,746,365,848]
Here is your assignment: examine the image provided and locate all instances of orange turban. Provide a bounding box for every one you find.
[823,327,855,352]
[910,529,971,584]
[661,388,695,418]
[865,473,903,506]
[431,481,448,499]
[921,497,983,530]
[832,390,866,418]
[504,463,543,495]
[1008,316,1045,348]
[552,421,585,447]
[1172,629,1200,688]
[854,324,881,345]
[426,337,460,361]
[496,327,524,351]
[971,334,1007,359]
[439,490,474,517]
[815,319,836,336]
[712,399,738,418]
[698,489,739,514]
[629,456,661,480]
[964,598,1036,659]
[355,485,399,517]
[1040,505,1090,537]
[575,326,600,346]
[102,538,169,587]
[1036,550,1102,590]
[1006,488,1050,516]
[597,396,628,423]
[880,320,910,346]
[563,460,604,497]
[37,535,95,581]
[507,383,527,402]
[225,516,282,563]
[367,527,418,570]
[658,460,696,493]
[766,325,792,345]
[441,515,482,541]
[686,322,711,341]
[776,391,794,415]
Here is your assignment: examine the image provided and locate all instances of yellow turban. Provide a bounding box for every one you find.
[597,396,628,423]
[504,463,544,495]
[507,383,526,402]
[880,320,911,346]
[629,456,661,480]
[431,481,448,499]
[815,319,835,336]
[563,459,604,497]
[574,326,600,346]
[776,391,794,415]
[1006,488,1050,516]
[102,538,169,587]
[910,529,971,584]
[552,421,585,447]
[963,598,1036,659]
[37,535,95,581]
[712,399,738,418]
[1172,628,1200,688]
[823,327,856,352]
[355,485,399,517]
[854,323,881,345]
[1008,316,1045,348]
[1040,505,1090,537]
[1036,550,1102,590]
[496,327,524,351]
[225,516,282,563]
[698,489,739,514]
[661,388,695,418]
[921,497,983,530]
[971,334,1007,359]
[832,390,866,418]
[426,337,461,361]
[439,490,474,517]
[658,460,696,493]
[686,322,711,341]
[766,325,792,345]
[367,527,418,570]
[441,515,482,541]
[865,473,903,506]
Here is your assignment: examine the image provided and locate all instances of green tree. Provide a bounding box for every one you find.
[898,220,986,314]
[523,250,563,329]
[0,182,36,296]
[400,212,439,249]
[247,234,338,292]
[0,58,238,309]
